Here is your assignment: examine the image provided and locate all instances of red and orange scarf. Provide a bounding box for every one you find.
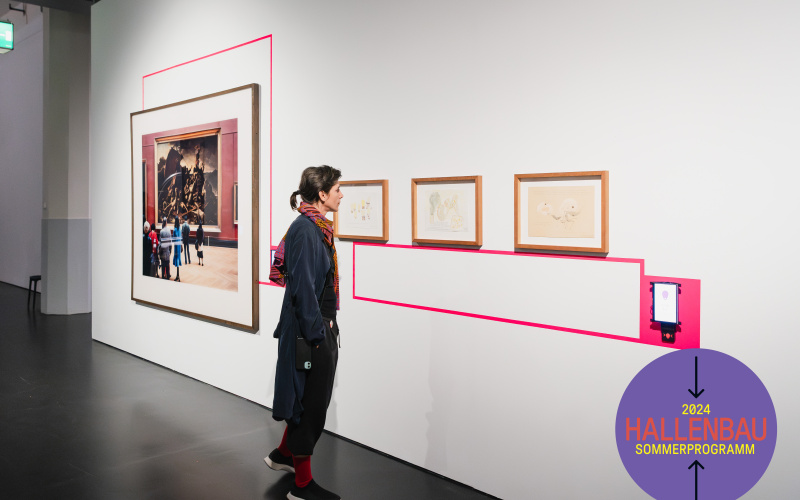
[269,202,339,310]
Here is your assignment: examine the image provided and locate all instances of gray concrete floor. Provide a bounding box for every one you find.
[0,282,496,499]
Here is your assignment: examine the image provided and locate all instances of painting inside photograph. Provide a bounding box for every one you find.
[155,130,219,228]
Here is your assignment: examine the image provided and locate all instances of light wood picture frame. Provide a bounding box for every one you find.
[514,171,608,253]
[411,175,482,246]
[333,180,389,241]
[130,84,259,332]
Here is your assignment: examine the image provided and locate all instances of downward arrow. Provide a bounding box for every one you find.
[688,356,705,398]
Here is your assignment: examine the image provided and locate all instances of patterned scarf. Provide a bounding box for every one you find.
[269,202,339,310]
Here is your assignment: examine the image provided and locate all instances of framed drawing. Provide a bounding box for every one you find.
[411,175,482,246]
[130,84,259,332]
[333,180,389,241]
[514,171,608,253]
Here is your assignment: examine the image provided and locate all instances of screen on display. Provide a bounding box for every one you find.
[0,21,12,53]
[652,282,679,324]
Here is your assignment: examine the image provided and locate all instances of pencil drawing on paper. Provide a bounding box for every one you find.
[426,189,468,232]
[527,186,594,238]
[348,197,373,222]
[342,185,382,232]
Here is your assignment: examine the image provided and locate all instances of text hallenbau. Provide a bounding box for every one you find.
[625,417,767,455]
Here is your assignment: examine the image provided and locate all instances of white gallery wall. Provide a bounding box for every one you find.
[90,1,800,498]
[0,10,43,289]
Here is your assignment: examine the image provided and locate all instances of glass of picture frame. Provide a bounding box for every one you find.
[333,180,389,241]
[514,171,608,253]
[130,84,260,332]
[411,175,482,246]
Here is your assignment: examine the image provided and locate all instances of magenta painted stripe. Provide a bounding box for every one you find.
[143,35,273,80]
[353,295,652,345]
[141,35,275,274]
[353,241,644,266]
[269,37,273,247]
[350,242,664,345]
[352,242,356,298]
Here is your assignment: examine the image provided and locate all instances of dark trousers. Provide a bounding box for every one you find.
[183,239,190,263]
[161,256,170,278]
[287,319,339,456]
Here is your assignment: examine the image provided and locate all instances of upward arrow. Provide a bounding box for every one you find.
[689,460,705,499]
[688,356,705,398]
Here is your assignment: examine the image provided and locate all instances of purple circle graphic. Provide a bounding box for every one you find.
[662,290,669,300]
[616,349,776,499]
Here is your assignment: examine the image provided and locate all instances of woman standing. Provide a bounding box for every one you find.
[172,216,182,282]
[195,221,204,266]
[142,221,152,276]
[159,218,172,279]
[266,165,343,500]
[148,223,160,277]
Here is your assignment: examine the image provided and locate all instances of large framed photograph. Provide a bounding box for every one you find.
[411,176,482,246]
[333,180,389,241]
[514,171,608,253]
[131,84,259,332]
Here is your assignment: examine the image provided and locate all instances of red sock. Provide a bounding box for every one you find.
[277,426,291,457]
[293,456,312,488]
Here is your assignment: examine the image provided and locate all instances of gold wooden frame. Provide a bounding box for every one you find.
[514,171,608,253]
[153,128,222,232]
[411,175,482,247]
[333,180,389,241]
[130,84,260,332]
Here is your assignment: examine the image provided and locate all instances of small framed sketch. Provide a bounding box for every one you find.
[333,180,389,241]
[514,171,608,253]
[412,175,482,246]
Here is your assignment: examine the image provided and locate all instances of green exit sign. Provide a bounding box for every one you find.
[0,21,13,54]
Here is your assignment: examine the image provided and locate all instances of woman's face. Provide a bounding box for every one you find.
[320,183,343,213]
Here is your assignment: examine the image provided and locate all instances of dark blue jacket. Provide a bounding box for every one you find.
[272,215,332,422]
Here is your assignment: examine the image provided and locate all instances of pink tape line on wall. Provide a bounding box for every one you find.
[351,242,700,349]
[142,34,273,250]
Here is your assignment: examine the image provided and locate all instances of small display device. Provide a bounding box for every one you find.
[651,282,680,343]
[652,282,679,324]
[0,21,13,54]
